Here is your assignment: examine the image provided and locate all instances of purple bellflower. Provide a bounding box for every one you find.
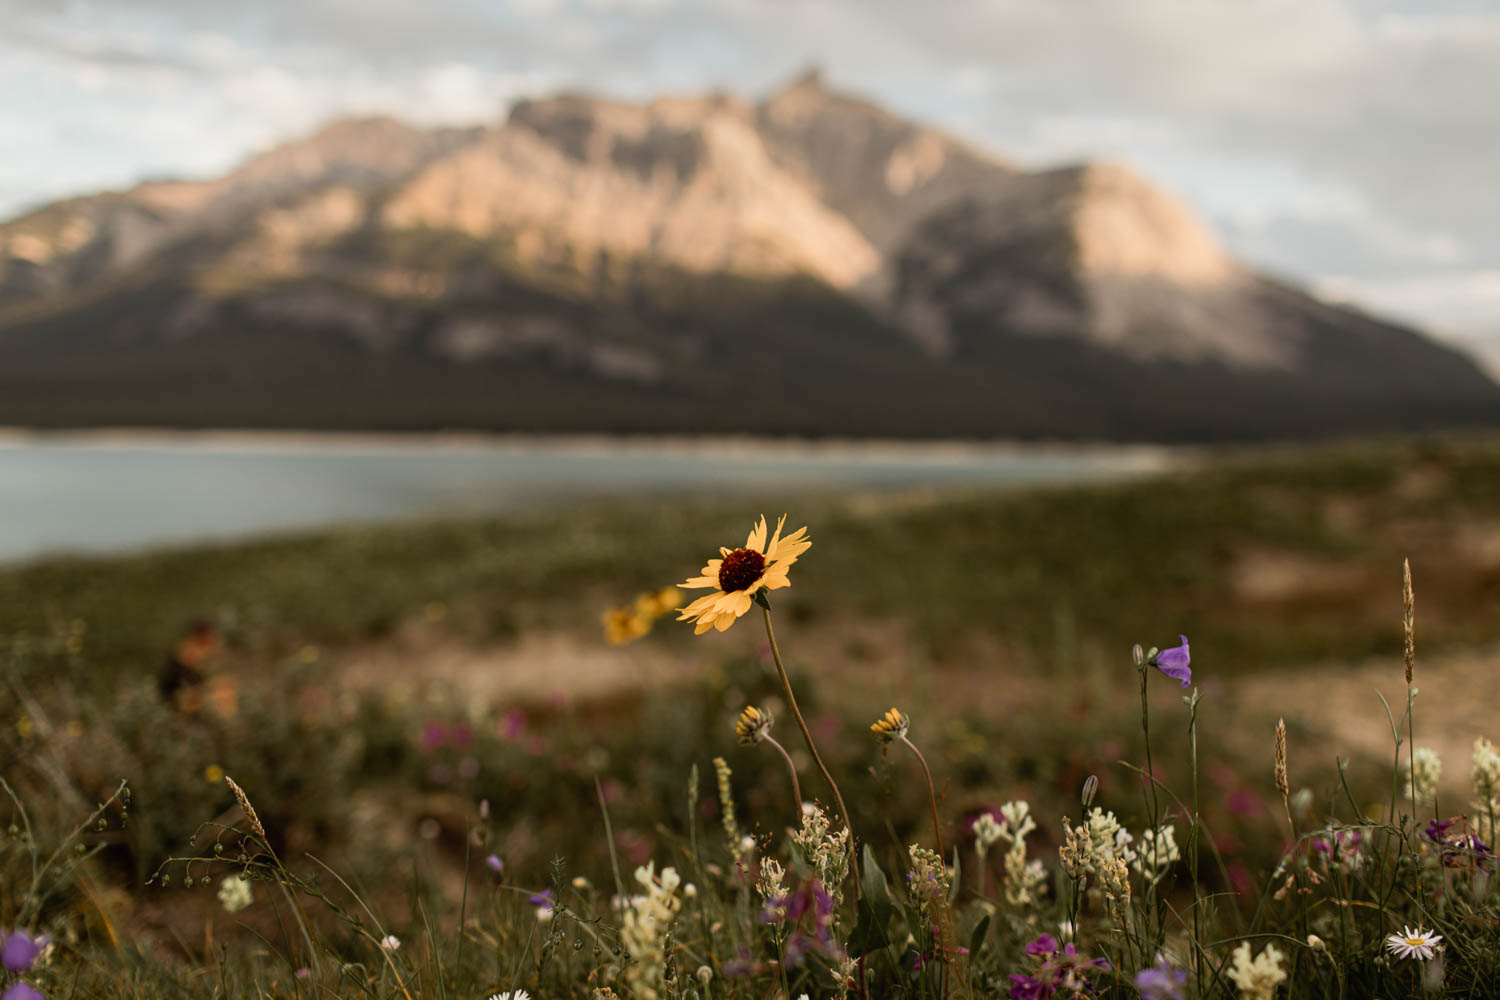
[2,930,47,973]
[1151,636,1192,687]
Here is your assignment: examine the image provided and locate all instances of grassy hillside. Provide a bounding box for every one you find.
[3,434,1500,689]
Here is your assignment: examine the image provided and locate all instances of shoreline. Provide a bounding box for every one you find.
[0,426,1181,467]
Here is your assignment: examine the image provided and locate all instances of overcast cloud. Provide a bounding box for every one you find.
[2,0,1496,360]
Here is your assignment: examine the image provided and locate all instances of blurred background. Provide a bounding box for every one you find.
[3,0,1500,957]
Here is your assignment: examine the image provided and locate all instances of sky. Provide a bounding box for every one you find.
[3,0,1498,362]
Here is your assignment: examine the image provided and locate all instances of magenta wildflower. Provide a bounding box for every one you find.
[1025,934,1059,957]
[1010,934,1109,999]
[1423,818,1493,869]
[2,930,46,972]
[1425,818,1458,842]
[1151,636,1191,687]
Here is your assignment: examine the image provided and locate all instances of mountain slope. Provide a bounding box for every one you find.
[0,75,1496,442]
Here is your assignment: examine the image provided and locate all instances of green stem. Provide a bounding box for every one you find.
[901,734,946,861]
[1188,690,1203,997]
[760,605,859,895]
[764,735,804,816]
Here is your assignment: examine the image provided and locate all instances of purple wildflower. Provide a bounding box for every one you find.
[1425,818,1457,842]
[1025,934,1059,957]
[2,983,44,1000]
[779,880,838,967]
[1135,961,1188,1000]
[1151,636,1192,687]
[1008,973,1047,1000]
[1010,935,1109,999]
[528,889,555,907]
[1423,818,1494,870]
[2,930,46,973]
[485,854,503,873]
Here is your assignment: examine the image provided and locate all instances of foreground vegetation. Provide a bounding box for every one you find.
[5,435,1500,997]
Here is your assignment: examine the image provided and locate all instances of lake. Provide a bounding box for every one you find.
[0,433,1171,563]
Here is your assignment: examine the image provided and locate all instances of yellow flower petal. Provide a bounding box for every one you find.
[722,590,754,618]
[678,593,721,619]
[764,514,788,558]
[746,516,768,554]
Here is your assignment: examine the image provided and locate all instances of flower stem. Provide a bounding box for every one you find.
[763,735,803,814]
[760,605,858,890]
[901,734,946,861]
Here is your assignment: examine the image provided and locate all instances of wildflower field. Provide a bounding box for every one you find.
[6,435,1500,998]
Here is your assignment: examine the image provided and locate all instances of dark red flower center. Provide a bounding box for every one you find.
[718,547,766,592]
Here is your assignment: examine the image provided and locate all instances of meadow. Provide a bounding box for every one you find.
[5,434,1500,998]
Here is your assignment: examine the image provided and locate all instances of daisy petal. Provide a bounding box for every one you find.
[764,514,788,559]
[746,516,768,554]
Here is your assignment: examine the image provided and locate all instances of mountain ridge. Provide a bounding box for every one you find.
[0,73,1496,442]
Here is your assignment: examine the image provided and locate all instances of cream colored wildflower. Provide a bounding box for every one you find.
[1405,747,1441,804]
[974,813,1005,857]
[999,801,1037,842]
[677,515,810,633]
[907,844,951,922]
[792,803,851,905]
[621,862,683,1000]
[1132,825,1181,883]
[1226,942,1286,1000]
[217,874,253,914]
[713,757,745,865]
[1002,845,1048,908]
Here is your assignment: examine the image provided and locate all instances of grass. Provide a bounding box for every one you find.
[4,433,1500,688]
[6,434,1500,997]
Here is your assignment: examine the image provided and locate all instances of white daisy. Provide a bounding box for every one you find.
[487,992,530,1000]
[378,934,401,951]
[1385,926,1442,961]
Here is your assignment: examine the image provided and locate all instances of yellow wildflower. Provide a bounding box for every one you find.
[677,515,810,634]
[734,706,773,745]
[870,707,910,744]
[603,606,651,645]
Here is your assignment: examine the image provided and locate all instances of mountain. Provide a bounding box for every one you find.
[1,73,1496,441]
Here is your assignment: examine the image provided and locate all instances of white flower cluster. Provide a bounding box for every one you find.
[756,858,788,919]
[906,844,950,922]
[621,862,683,1000]
[1472,738,1500,841]
[1405,746,1442,804]
[974,813,1005,856]
[1062,808,1137,876]
[1131,825,1181,884]
[982,801,1046,907]
[217,874,253,914]
[1059,808,1134,924]
[1226,942,1286,1000]
[792,803,850,906]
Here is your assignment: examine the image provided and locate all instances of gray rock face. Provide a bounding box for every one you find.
[0,74,1495,441]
